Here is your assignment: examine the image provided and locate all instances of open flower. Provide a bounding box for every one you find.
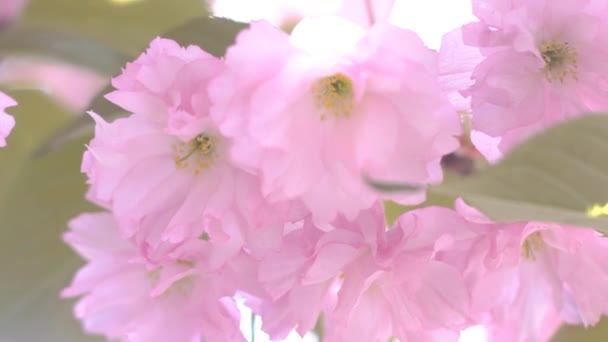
[455,200,608,341]
[82,38,266,260]
[210,17,461,223]
[245,203,476,341]
[62,212,246,342]
[463,0,608,159]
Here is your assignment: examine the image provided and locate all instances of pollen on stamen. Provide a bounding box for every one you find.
[521,232,546,261]
[540,40,578,83]
[173,134,218,175]
[312,72,355,121]
[147,262,197,297]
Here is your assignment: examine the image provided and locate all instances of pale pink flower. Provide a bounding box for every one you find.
[0,58,107,112]
[324,206,478,342]
[455,200,608,342]
[463,0,608,158]
[0,91,16,147]
[107,38,223,140]
[82,38,262,259]
[210,18,461,223]
[62,212,246,342]
[483,311,561,342]
[211,0,396,28]
[246,203,477,341]
[439,28,483,113]
[249,213,364,339]
[82,111,253,261]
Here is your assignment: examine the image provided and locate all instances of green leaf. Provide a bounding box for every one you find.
[164,16,248,57]
[31,84,125,158]
[20,0,209,56]
[0,27,130,76]
[551,320,608,342]
[430,114,608,232]
[0,91,99,341]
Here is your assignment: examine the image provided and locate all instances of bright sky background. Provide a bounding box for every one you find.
[389,0,476,49]
[212,0,477,50]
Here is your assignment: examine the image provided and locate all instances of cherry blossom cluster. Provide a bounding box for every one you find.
[63,1,608,341]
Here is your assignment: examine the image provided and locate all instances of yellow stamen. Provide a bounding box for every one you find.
[312,73,355,120]
[521,232,546,261]
[540,40,578,83]
[147,260,197,297]
[173,134,218,175]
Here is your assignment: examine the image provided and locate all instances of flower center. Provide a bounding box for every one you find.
[147,260,196,297]
[521,232,546,261]
[312,72,355,121]
[173,134,218,175]
[540,40,578,83]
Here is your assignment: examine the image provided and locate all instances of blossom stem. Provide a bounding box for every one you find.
[251,312,256,342]
[364,0,375,26]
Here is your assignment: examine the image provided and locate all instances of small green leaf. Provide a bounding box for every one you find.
[431,114,608,232]
[0,27,130,75]
[164,16,248,57]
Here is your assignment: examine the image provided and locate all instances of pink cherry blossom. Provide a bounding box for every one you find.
[324,206,479,342]
[211,0,396,28]
[107,38,223,141]
[439,28,483,113]
[82,38,264,260]
[245,203,477,341]
[210,18,461,223]
[463,0,608,158]
[0,91,16,147]
[62,212,246,342]
[246,214,361,339]
[455,200,608,341]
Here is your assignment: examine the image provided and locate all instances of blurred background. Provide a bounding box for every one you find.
[0,0,602,341]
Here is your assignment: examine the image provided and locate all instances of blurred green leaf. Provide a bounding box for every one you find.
[31,84,125,158]
[0,91,99,341]
[0,27,130,75]
[20,0,209,57]
[551,320,608,341]
[164,16,248,57]
[430,114,608,232]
